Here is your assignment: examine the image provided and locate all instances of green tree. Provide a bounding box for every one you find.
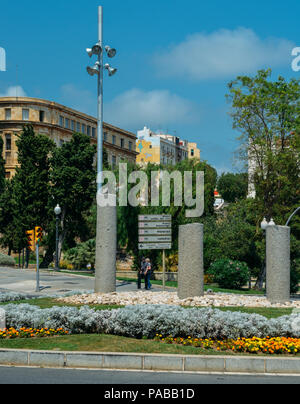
[217,172,248,203]
[1,126,54,253]
[46,132,96,265]
[227,69,300,287]
[0,137,6,195]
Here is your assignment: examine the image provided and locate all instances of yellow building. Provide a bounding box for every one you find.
[188,142,201,160]
[136,126,200,166]
[0,97,138,178]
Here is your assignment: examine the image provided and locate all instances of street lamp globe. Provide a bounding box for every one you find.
[260,218,268,231]
[54,204,61,216]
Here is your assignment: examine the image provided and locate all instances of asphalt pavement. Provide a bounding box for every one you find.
[0,366,299,384]
[0,266,163,296]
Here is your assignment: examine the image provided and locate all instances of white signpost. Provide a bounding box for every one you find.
[138,215,172,291]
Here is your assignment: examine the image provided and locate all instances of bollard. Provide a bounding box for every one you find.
[266,225,290,304]
[178,223,204,299]
[94,196,117,294]
[0,308,6,330]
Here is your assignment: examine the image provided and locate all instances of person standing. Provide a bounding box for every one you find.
[144,258,152,290]
[137,257,146,289]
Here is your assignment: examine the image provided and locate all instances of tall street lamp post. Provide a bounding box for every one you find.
[86,6,118,293]
[260,217,276,290]
[54,204,61,271]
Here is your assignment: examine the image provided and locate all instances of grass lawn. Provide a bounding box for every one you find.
[0,334,297,357]
[0,297,293,318]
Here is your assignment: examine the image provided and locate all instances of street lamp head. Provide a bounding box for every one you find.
[104,63,117,76]
[87,62,100,76]
[269,218,276,226]
[54,204,61,216]
[261,217,268,231]
[86,43,102,57]
[105,45,117,58]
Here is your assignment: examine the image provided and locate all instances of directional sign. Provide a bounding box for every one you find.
[138,214,172,250]
[138,215,171,222]
[138,243,172,250]
[139,221,172,229]
[139,236,172,243]
[139,228,172,236]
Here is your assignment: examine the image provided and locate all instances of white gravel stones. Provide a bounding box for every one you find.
[57,291,300,309]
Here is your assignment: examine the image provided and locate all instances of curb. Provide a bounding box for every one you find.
[0,349,300,374]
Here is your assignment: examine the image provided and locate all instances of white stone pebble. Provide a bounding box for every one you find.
[57,291,300,308]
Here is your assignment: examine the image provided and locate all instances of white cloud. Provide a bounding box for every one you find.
[105,88,200,129]
[153,27,294,80]
[0,86,27,97]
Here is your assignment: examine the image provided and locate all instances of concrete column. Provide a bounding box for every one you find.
[178,223,204,299]
[266,225,290,304]
[0,308,6,330]
[94,202,117,294]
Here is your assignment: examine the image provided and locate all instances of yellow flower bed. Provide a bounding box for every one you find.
[0,327,68,339]
[155,335,300,355]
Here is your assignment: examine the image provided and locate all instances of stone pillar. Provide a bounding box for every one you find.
[266,225,290,304]
[94,202,117,294]
[178,223,204,299]
[0,308,6,330]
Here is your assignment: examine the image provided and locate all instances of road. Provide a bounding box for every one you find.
[0,366,299,384]
[0,267,164,296]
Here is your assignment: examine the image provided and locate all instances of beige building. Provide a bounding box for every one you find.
[0,97,138,178]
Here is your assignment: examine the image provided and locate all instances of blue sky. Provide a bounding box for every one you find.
[0,0,299,173]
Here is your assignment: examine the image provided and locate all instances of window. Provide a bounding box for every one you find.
[112,135,116,145]
[59,116,64,127]
[112,155,117,168]
[87,126,91,136]
[5,109,11,120]
[65,118,70,129]
[191,149,194,157]
[120,138,124,148]
[5,134,11,151]
[92,127,96,138]
[128,141,132,151]
[39,111,45,122]
[82,124,86,134]
[22,109,29,121]
[76,122,81,132]
[71,120,75,131]
[5,172,11,179]
[104,132,107,142]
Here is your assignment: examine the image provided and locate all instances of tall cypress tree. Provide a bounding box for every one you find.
[0,137,5,195]
[12,125,55,251]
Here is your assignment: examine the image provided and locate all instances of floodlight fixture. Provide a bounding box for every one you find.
[87,62,100,76]
[105,45,117,58]
[104,63,117,76]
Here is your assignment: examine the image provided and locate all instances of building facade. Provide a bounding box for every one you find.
[0,97,137,178]
[136,126,200,166]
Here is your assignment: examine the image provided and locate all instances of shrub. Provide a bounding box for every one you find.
[2,303,300,339]
[64,239,95,270]
[0,253,15,267]
[207,259,250,290]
